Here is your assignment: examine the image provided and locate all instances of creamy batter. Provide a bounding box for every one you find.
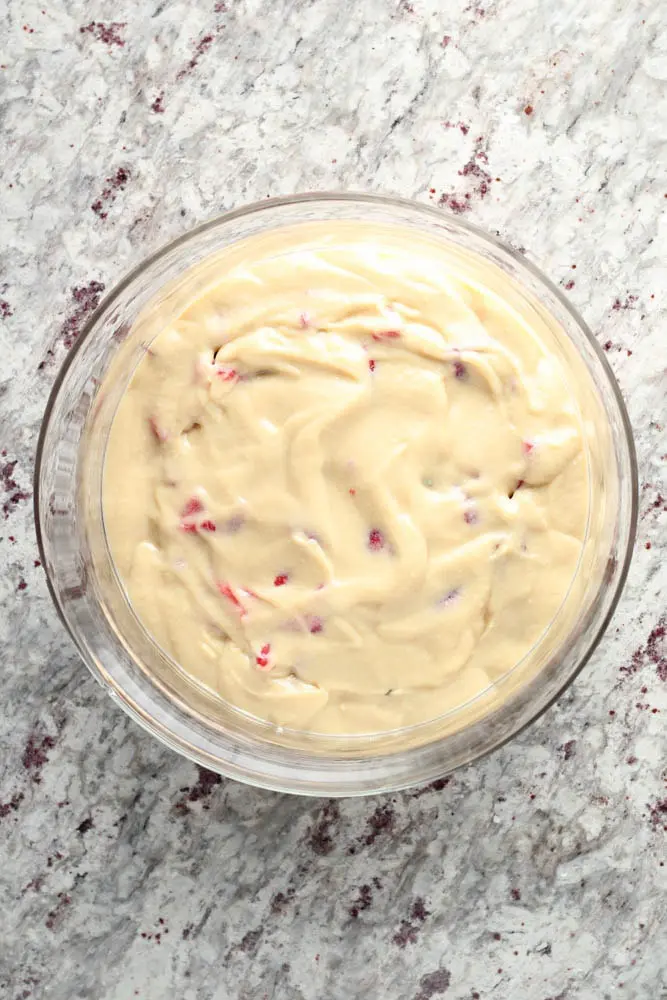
[103,224,588,735]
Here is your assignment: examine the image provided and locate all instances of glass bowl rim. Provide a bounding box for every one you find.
[34,191,639,795]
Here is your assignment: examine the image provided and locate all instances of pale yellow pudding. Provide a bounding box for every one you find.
[103,223,587,735]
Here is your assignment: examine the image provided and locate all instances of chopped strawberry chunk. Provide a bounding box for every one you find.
[368,358,376,372]
[453,360,466,379]
[274,574,288,587]
[216,581,247,616]
[371,330,400,342]
[349,488,357,497]
[181,496,204,518]
[180,522,198,534]
[200,520,216,532]
[522,441,534,455]
[215,366,238,382]
[463,508,478,525]
[368,528,384,551]
[148,417,168,442]
[256,643,272,669]
[308,616,323,634]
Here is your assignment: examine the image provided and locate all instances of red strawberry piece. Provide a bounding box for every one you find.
[200,520,216,532]
[274,574,288,587]
[349,488,357,496]
[308,616,323,634]
[371,330,400,342]
[368,529,384,551]
[181,496,204,518]
[180,522,198,533]
[368,358,376,372]
[522,441,534,455]
[463,508,478,525]
[216,581,247,616]
[453,360,466,379]
[215,366,238,382]
[148,417,168,442]
[256,643,272,669]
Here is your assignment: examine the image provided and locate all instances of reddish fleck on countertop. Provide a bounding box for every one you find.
[79,21,126,48]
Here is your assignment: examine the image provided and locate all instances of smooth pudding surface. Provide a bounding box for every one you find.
[103,224,588,734]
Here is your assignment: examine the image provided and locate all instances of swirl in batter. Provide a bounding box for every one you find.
[103,225,588,734]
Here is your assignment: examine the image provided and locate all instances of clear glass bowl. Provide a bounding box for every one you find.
[35,194,637,796]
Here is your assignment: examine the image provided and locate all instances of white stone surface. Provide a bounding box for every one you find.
[1,0,666,997]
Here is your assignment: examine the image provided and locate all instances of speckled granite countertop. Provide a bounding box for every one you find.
[1,1,666,997]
